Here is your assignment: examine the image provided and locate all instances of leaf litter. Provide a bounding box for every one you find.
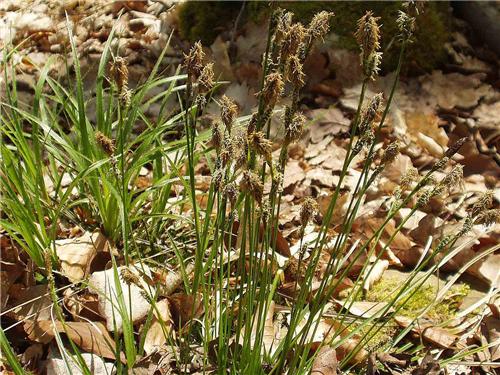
[1,1,499,374]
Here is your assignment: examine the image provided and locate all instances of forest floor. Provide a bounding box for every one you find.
[1,1,499,374]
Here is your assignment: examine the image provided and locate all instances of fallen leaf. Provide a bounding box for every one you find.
[283,160,306,191]
[306,168,338,188]
[395,316,464,349]
[363,260,389,293]
[168,293,203,329]
[473,101,500,130]
[259,223,291,258]
[411,353,441,375]
[25,320,125,362]
[405,112,448,149]
[55,231,111,282]
[420,71,491,110]
[153,263,195,297]
[311,345,338,375]
[9,284,52,321]
[416,132,445,158]
[238,301,277,356]
[143,299,173,355]
[467,254,500,288]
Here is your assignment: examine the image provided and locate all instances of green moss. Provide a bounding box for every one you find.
[366,277,469,323]
[178,1,451,74]
[177,2,242,45]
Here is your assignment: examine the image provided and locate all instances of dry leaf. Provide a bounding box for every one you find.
[363,260,389,293]
[283,160,306,191]
[395,316,463,349]
[411,353,441,375]
[416,132,445,158]
[405,112,448,149]
[420,71,491,110]
[306,168,338,188]
[143,299,172,355]
[154,263,194,297]
[25,320,125,362]
[307,108,349,144]
[63,290,104,322]
[168,293,204,329]
[55,231,111,282]
[311,345,338,375]
[467,254,500,288]
[9,284,52,321]
[238,301,277,356]
[210,36,234,82]
[483,314,500,363]
[258,223,291,258]
[473,101,500,130]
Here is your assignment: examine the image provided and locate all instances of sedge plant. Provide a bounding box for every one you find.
[1,5,499,375]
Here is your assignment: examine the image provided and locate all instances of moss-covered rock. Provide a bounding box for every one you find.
[177,1,451,74]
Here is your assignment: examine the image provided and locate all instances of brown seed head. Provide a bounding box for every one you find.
[431,156,449,172]
[262,72,284,109]
[120,267,140,286]
[240,170,264,203]
[287,54,305,88]
[110,56,129,93]
[300,197,318,226]
[442,164,463,190]
[355,11,381,58]
[475,209,500,226]
[119,88,131,107]
[95,131,115,155]
[280,23,305,63]
[233,135,249,171]
[400,167,419,190]
[223,182,238,208]
[381,142,400,165]
[359,93,383,133]
[416,188,434,207]
[198,62,215,93]
[212,166,224,192]
[308,11,334,41]
[275,11,293,45]
[285,112,305,144]
[211,122,222,152]
[184,41,204,80]
[220,134,234,167]
[364,51,383,80]
[471,190,494,217]
[220,95,238,132]
[248,131,273,161]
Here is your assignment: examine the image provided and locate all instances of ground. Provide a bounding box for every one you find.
[1,1,499,374]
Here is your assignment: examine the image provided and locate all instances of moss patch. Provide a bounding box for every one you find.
[177,1,451,74]
[366,277,469,323]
